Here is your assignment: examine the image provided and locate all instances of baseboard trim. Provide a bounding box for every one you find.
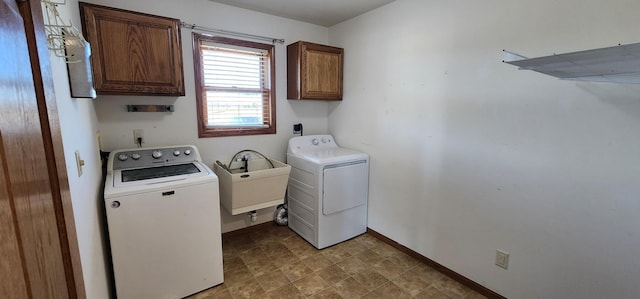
[366,228,506,299]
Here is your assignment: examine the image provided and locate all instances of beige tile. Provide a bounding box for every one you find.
[334,277,370,298]
[266,283,306,299]
[351,269,389,290]
[289,243,321,260]
[248,231,277,246]
[432,276,473,299]
[238,247,269,264]
[338,239,369,255]
[269,226,297,240]
[368,281,412,299]
[360,292,379,299]
[370,242,400,258]
[245,259,279,277]
[189,284,228,299]
[261,242,292,257]
[391,270,432,297]
[227,278,266,299]
[372,259,408,280]
[255,269,291,292]
[222,256,244,271]
[387,252,420,269]
[221,244,235,257]
[271,250,300,268]
[197,289,233,299]
[225,237,257,253]
[280,260,314,282]
[308,287,343,299]
[414,285,450,299]
[357,234,386,249]
[410,263,444,284]
[316,264,350,285]
[353,249,385,265]
[335,256,368,275]
[282,233,313,249]
[293,274,330,297]
[222,263,253,286]
[321,245,352,263]
[302,254,335,272]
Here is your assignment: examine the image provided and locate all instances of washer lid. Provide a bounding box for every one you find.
[112,161,212,188]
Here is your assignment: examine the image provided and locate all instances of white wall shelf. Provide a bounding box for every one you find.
[503,43,640,84]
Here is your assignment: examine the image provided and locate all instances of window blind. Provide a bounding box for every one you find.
[200,43,271,127]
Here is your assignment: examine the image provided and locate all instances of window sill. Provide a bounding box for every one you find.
[198,126,276,138]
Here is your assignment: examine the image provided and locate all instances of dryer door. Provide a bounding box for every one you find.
[322,160,368,215]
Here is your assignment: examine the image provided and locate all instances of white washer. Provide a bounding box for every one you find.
[287,135,369,249]
[104,145,223,299]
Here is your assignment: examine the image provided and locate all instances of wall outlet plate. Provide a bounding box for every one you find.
[495,249,509,269]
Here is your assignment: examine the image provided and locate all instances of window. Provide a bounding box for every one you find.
[192,34,276,137]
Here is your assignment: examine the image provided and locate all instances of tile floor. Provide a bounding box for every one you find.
[187,224,487,299]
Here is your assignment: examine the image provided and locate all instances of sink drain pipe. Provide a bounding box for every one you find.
[248,210,257,222]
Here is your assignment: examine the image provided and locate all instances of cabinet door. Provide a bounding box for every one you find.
[301,42,343,100]
[79,2,185,96]
[288,41,343,100]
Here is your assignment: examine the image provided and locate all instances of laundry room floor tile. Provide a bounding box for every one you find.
[186,224,488,299]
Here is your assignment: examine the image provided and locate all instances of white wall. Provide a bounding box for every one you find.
[44,1,110,297]
[329,0,640,298]
[46,1,330,298]
[83,0,330,231]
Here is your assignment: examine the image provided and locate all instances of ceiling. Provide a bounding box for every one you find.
[208,0,396,27]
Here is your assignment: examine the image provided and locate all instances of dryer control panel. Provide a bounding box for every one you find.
[288,135,337,155]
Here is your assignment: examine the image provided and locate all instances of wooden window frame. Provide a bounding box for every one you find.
[192,34,276,137]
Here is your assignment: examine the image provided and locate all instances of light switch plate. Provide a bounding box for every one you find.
[495,249,509,269]
[75,150,84,177]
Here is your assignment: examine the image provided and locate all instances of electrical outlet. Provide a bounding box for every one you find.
[133,129,144,146]
[495,249,509,269]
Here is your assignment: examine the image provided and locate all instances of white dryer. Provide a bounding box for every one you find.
[287,135,369,249]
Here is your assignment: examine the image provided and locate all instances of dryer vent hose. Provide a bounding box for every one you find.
[274,204,287,226]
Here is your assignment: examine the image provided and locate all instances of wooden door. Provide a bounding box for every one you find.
[1,0,84,298]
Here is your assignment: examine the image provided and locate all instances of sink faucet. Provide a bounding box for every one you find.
[236,154,250,172]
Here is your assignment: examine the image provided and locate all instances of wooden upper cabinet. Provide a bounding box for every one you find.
[288,41,343,100]
[79,2,185,96]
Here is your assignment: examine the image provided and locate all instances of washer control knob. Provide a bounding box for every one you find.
[311,138,319,146]
[152,151,163,159]
[118,154,128,161]
[184,149,192,155]
[173,150,181,156]
[131,153,141,160]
